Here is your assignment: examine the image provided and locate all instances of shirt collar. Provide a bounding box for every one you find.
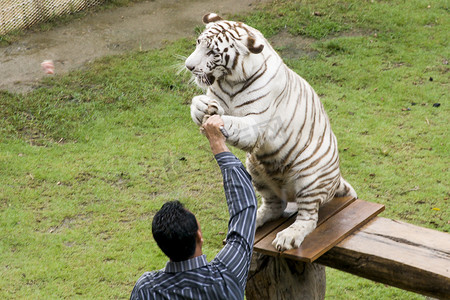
[164,255,208,273]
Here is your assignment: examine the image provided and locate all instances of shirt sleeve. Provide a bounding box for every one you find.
[213,151,257,289]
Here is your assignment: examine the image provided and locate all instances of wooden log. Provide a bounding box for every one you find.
[246,197,358,300]
[316,217,450,299]
[246,252,326,300]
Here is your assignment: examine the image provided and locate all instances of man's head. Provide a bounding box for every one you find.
[152,200,201,262]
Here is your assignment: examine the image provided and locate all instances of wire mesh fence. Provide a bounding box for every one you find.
[0,0,106,35]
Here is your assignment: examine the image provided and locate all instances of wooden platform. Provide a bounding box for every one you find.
[254,196,385,263]
[250,197,450,299]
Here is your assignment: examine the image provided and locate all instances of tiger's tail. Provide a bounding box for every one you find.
[335,176,357,199]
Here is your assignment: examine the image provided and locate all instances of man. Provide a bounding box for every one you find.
[130,115,258,299]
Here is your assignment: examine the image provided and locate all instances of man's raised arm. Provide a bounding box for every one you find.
[203,115,258,289]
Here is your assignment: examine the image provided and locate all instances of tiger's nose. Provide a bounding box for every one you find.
[186,64,195,71]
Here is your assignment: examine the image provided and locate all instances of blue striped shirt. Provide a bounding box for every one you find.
[130,152,257,300]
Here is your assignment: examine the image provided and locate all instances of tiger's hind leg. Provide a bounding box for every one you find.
[334,176,357,199]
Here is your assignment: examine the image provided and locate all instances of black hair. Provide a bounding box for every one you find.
[152,200,199,262]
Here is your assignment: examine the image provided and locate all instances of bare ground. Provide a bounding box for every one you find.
[0,0,270,93]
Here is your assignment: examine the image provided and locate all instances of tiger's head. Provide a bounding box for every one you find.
[185,13,265,88]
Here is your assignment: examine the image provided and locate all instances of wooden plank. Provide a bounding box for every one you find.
[254,200,384,262]
[316,217,450,299]
[317,196,356,227]
[254,196,356,244]
[283,200,384,262]
[253,196,357,254]
[225,196,356,246]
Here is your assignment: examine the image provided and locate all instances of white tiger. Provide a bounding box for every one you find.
[186,13,357,251]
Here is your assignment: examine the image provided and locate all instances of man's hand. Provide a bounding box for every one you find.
[202,115,229,155]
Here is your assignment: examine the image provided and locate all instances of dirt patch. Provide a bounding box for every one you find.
[269,30,318,60]
[0,0,269,93]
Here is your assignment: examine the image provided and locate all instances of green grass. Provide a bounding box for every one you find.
[0,0,448,299]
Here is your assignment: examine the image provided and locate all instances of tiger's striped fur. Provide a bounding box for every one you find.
[186,13,357,251]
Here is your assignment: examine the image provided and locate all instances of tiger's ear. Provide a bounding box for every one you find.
[246,36,264,54]
[202,13,223,24]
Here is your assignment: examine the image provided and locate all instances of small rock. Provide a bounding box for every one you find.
[432,103,440,107]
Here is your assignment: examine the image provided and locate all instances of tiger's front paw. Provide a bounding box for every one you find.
[190,95,224,126]
[272,221,315,251]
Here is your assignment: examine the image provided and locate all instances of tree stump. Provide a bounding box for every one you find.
[246,252,326,300]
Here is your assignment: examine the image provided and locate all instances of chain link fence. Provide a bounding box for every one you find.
[0,0,106,35]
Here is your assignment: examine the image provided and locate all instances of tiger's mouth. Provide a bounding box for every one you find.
[193,72,216,86]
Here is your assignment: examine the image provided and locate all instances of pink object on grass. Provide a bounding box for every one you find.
[41,60,55,74]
